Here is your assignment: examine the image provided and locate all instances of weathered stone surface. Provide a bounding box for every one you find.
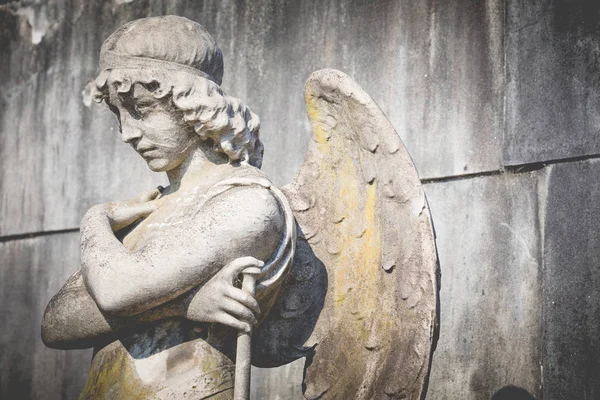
[425,173,541,399]
[40,16,297,399]
[0,1,165,236]
[542,159,600,399]
[37,11,439,396]
[6,1,600,399]
[0,232,91,399]
[252,69,439,399]
[0,0,505,236]
[251,359,304,400]
[505,1,600,165]
[224,0,504,182]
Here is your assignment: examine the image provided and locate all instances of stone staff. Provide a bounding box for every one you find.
[234,268,261,400]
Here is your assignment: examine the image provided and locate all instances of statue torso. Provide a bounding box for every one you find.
[79,167,274,400]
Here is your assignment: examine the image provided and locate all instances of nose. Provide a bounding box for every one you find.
[120,118,143,145]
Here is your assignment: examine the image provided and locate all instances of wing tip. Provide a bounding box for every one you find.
[305,69,370,104]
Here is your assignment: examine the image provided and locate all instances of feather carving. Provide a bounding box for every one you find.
[253,69,440,400]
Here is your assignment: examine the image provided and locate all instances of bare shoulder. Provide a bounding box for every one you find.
[179,182,285,266]
[201,183,284,235]
[135,173,287,272]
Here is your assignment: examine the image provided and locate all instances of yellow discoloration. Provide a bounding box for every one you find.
[79,345,152,400]
[330,150,383,331]
[306,94,330,145]
[301,70,437,399]
[79,338,235,400]
[312,132,398,397]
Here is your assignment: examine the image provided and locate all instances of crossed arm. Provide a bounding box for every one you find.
[42,185,284,349]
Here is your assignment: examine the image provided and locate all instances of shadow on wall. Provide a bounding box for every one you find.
[491,386,537,400]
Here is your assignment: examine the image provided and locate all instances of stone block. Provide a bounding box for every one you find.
[220,0,504,182]
[505,0,600,165]
[0,232,90,399]
[425,173,541,399]
[0,0,506,237]
[542,159,600,399]
[0,1,166,236]
[251,359,304,400]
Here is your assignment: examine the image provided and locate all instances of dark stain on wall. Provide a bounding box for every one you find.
[505,0,600,165]
[543,160,600,400]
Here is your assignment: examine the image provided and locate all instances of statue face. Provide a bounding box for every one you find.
[107,83,198,172]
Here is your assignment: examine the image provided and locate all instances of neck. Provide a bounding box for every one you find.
[165,141,231,193]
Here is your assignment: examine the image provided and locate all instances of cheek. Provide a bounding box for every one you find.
[142,114,196,150]
[145,112,181,130]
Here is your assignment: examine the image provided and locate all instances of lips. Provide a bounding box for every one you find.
[137,146,158,157]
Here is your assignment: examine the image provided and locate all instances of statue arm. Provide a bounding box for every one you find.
[42,255,264,349]
[41,269,185,349]
[81,185,284,317]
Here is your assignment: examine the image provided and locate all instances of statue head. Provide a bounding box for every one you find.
[93,16,263,171]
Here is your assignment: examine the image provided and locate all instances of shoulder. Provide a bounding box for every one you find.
[203,166,282,224]
[203,183,284,230]
[193,183,285,263]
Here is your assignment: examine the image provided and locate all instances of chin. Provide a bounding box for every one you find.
[146,158,171,172]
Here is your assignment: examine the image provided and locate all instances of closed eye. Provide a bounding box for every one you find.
[107,103,122,131]
[123,99,157,120]
[133,102,156,116]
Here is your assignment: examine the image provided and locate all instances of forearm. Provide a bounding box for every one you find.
[42,275,112,349]
[80,185,283,317]
[80,206,181,315]
[80,205,220,316]
[42,270,187,349]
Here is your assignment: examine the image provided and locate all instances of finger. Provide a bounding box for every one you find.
[135,187,162,203]
[214,312,252,333]
[221,298,258,326]
[111,202,157,225]
[221,257,265,281]
[224,286,261,316]
[129,201,158,216]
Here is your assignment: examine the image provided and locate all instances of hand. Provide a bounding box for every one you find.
[185,257,264,333]
[91,187,163,231]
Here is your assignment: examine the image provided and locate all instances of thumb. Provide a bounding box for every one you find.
[134,186,163,203]
[221,257,265,281]
[128,201,158,217]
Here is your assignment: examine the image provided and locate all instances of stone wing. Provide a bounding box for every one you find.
[252,69,440,400]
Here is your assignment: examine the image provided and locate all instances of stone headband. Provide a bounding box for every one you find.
[99,50,220,85]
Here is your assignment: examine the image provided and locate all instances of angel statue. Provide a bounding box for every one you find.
[42,15,440,400]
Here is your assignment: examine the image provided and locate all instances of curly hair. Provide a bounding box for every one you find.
[92,68,264,168]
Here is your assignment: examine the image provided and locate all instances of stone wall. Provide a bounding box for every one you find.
[1,1,598,399]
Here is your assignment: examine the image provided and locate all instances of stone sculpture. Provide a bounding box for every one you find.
[41,15,440,400]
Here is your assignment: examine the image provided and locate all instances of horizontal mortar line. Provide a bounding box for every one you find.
[422,152,600,184]
[1,154,600,239]
[0,227,80,243]
[421,169,504,184]
[504,152,600,172]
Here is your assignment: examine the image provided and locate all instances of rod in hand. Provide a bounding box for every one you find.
[233,268,260,400]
